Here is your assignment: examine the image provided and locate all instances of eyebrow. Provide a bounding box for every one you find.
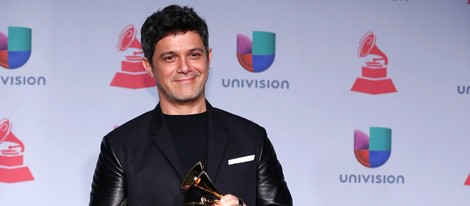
[158,47,206,59]
[188,47,206,54]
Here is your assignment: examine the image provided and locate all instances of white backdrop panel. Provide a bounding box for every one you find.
[1,0,469,205]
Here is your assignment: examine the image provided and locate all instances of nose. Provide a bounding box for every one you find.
[177,58,190,74]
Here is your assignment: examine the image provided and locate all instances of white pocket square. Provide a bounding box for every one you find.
[228,154,255,165]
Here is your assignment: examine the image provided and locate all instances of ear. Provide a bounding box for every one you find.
[142,57,155,78]
[207,48,212,67]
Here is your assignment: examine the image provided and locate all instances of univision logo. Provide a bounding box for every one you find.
[339,126,404,184]
[222,31,289,90]
[457,85,470,95]
[0,27,32,69]
[354,127,391,168]
[236,31,275,73]
[0,26,46,86]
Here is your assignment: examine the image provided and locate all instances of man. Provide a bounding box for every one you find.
[89,4,292,206]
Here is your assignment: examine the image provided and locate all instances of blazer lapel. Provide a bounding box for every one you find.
[206,103,230,182]
[149,105,185,180]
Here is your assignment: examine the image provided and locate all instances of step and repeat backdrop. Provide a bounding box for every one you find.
[1,0,470,205]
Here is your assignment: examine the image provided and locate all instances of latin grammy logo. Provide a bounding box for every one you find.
[0,118,34,183]
[110,24,156,89]
[351,31,397,95]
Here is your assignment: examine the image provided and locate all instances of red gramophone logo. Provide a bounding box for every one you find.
[351,31,397,95]
[0,118,34,183]
[110,24,156,89]
[465,174,470,186]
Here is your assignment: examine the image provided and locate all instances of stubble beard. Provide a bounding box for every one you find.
[157,77,207,105]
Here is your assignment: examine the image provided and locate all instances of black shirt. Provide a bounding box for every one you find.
[164,111,209,175]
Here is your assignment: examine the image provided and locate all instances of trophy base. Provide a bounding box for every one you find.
[110,72,156,89]
[351,77,397,95]
[0,166,34,183]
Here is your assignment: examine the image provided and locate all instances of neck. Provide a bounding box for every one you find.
[159,97,207,115]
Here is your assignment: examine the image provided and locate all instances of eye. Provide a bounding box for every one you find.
[163,55,175,62]
[190,52,202,59]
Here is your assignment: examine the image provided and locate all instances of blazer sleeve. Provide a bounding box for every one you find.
[256,134,293,206]
[89,137,128,206]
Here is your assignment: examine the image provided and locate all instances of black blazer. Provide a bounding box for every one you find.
[89,101,292,206]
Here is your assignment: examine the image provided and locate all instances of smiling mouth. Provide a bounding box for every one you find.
[174,73,199,82]
[175,76,196,82]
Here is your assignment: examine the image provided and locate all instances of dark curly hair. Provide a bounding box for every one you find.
[141,5,209,66]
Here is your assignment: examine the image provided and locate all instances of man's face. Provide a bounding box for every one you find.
[143,31,211,106]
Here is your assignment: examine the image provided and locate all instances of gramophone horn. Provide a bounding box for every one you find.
[0,118,24,152]
[182,161,223,200]
[182,161,204,190]
[117,24,142,51]
[194,171,223,199]
[358,31,388,65]
[0,118,11,143]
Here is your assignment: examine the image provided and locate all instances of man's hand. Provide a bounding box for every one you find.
[213,194,246,206]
